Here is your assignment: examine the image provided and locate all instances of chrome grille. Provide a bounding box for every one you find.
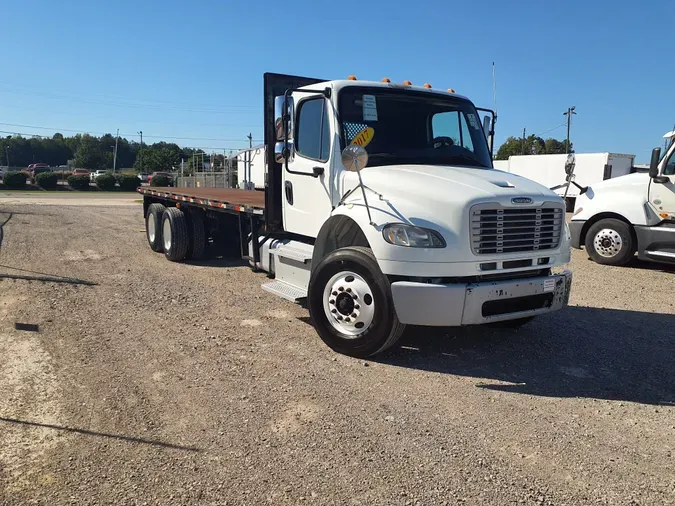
[471,206,564,255]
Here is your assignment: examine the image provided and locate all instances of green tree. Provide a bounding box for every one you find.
[73,134,108,170]
[496,135,573,160]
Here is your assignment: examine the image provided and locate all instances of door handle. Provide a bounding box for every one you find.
[285,181,294,205]
[312,166,324,177]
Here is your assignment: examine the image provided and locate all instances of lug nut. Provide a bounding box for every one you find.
[329,299,335,305]
[351,313,357,318]
[346,288,352,293]
[338,287,344,291]
[331,309,337,313]
[354,304,360,310]
[337,315,343,321]
[344,317,350,322]
[332,291,338,296]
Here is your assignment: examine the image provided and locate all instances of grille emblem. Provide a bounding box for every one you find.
[511,197,533,204]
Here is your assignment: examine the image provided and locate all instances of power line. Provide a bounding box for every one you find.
[0,87,258,115]
[0,81,260,110]
[0,123,262,143]
[534,123,566,137]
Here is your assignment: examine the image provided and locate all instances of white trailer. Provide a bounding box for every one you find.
[495,153,635,211]
[236,145,266,190]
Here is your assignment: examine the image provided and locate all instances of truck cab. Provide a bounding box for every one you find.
[569,130,675,266]
[262,74,572,356]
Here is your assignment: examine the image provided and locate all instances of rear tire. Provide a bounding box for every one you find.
[187,209,207,260]
[162,207,189,262]
[145,203,166,252]
[585,218,635,266]
[307,246,406,358]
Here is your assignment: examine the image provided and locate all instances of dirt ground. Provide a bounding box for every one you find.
[0,197,673,506]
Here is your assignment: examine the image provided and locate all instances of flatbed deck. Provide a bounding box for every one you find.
[138,186,265,215]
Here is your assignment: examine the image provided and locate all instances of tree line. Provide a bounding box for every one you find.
[495,135,573,160]
[0,133,230,175]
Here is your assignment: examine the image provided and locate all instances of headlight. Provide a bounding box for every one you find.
[382,223,446,248]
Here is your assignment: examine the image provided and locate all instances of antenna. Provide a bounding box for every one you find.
[492,61,497,115]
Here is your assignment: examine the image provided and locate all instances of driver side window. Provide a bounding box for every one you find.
[432,112,474,152]
[664,154,675,176]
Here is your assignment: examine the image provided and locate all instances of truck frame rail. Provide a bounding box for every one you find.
[137,187,265,216]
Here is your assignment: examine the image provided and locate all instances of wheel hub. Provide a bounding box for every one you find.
[335,292,355,315]
[323,271,375,338]
[593,228,622,258]
[163,218,172,251]
[147,215,155,242]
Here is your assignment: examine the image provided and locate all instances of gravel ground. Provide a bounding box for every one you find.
[0,201,673,506]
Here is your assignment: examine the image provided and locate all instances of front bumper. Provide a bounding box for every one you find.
[390,270,573,326]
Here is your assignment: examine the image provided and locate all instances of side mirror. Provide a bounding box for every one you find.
[649,147,661,178]
[274,141,294,164]
[564,153,576,176]
[482,115,491,138]
[341,144,369,172]
[274,95,295,141]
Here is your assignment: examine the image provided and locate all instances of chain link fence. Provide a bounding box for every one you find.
[176,171,239,189]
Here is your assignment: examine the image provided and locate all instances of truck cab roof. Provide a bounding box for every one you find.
[298,79,470,102]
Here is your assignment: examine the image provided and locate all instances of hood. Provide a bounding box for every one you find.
[583,171,649,191]
[358,164,559,203]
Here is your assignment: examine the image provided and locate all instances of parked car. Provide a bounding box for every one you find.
[72,168,90,176]
[147,171,174,186]
[90,170,108,181]
[28,167,51,180]
[137,172,149,183]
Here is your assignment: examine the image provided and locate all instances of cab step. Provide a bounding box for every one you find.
[261,281,307,303]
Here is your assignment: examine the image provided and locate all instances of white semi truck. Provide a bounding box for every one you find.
[494,152,635,212]
[569,131,675,266]
[139,73,573,358]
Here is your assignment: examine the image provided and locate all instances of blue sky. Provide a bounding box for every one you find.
[1,0,672,162]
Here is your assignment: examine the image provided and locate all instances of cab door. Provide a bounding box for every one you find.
[282,95,334,237]
[650,151,675,221]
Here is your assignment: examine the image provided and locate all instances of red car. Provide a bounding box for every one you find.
[147,171,174,186]
[72,168,90,176]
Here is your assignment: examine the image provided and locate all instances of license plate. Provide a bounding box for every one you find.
[543,278,556,292]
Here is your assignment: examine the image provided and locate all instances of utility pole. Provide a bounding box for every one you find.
[521,128,526,155]
[137,131,143,173]
[113,128,119,173]
[563,106,576,154]
[247,133,253,149]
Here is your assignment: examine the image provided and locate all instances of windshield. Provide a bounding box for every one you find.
[338,87,492,169]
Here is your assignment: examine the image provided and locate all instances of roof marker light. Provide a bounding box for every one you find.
[423,83,432,88]
[447,88,455,93]
[381,77,391,82]
[403,80,412,85]
[347,75,357,80]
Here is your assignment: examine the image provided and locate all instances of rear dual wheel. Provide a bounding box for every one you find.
[145,204,207,261]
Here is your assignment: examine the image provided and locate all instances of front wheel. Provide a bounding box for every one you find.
[307,246,406,358]
[585,218,635,266]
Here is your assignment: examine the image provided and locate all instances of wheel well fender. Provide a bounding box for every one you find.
[311,215,370,274]
[581,212,636,247]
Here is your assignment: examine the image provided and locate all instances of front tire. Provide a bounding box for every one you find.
[307,246,406,358]
[585,218,635,266]
[146,203,166,252]
[162,207,189,262]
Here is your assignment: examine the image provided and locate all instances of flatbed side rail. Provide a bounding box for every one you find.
[137,187,264,216]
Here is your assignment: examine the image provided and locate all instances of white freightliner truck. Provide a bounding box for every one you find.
[138,73,573,358]
[569,130,675,266]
